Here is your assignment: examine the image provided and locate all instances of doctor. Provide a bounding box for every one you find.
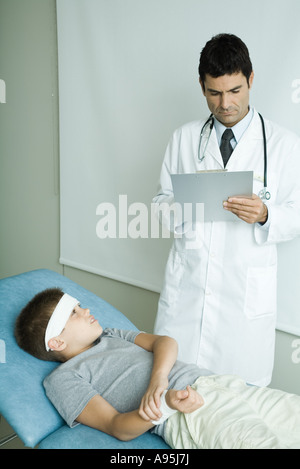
[153,34,300,386]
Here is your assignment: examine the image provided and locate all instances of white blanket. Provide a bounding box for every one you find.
[164,375,300,449]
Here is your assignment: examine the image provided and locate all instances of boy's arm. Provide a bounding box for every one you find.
[76,333,178,441]
[76,394,155,441]
[76,386,204,442]
[134,333,178,422]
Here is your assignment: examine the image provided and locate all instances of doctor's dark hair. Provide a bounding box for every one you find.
[15,287,64,362]
[199,34,253,88]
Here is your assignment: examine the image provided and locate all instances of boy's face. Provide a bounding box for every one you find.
[53,304,103,358]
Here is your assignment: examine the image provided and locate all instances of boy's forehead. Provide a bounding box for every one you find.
[45,294,80,351]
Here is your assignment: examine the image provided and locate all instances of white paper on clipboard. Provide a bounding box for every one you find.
[171,170,253,222]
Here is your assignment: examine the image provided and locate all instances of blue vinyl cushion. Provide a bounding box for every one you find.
[0,269,170,449]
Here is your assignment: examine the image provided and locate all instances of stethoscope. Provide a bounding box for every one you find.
[198,113,271,200]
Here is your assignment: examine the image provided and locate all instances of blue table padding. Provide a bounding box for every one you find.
[39,422,169,449]
[0,269,170,449]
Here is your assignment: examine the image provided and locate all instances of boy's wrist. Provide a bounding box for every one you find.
[165,389,173,409]
[151,390,177,426]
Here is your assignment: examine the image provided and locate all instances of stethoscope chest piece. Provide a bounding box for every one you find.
[259,188,271,201]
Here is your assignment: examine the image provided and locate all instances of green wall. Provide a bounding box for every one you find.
[0,0,158,334]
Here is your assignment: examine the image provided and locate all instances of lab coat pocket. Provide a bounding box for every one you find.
[160,248,185,307]
[244,265,277,319]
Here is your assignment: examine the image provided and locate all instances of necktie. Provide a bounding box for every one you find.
[220,128,234,167]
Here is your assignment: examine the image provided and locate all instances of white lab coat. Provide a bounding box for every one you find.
[153,110,300,386]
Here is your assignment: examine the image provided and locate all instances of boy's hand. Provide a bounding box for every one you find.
[166,386,204,414]
[138,375,169,421]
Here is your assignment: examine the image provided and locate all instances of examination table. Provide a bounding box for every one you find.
[0,269,170,449]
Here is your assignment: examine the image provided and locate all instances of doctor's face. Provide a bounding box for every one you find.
[200,71,254,127]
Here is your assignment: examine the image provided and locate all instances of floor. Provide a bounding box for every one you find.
[0,415,29,449]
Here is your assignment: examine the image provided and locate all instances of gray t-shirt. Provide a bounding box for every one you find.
[43,328,211,438]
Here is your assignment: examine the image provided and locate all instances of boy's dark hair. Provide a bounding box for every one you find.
[15,288,64,362]
[199,33,253,89]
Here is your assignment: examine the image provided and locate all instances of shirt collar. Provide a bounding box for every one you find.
[214,107,254,146]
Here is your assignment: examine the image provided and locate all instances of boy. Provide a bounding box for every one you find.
[15,288,300,449]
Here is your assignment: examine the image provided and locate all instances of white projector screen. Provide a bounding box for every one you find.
[57,0,300,336]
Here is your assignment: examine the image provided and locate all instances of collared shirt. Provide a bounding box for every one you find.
[214,107,254,150]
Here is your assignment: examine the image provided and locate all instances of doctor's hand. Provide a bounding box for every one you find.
[223,194,268,224]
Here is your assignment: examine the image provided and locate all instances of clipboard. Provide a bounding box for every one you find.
[171,170,253,222]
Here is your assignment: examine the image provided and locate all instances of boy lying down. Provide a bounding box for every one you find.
[15,289,300,449]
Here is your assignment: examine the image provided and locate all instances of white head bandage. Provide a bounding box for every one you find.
[45,293,79,351]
